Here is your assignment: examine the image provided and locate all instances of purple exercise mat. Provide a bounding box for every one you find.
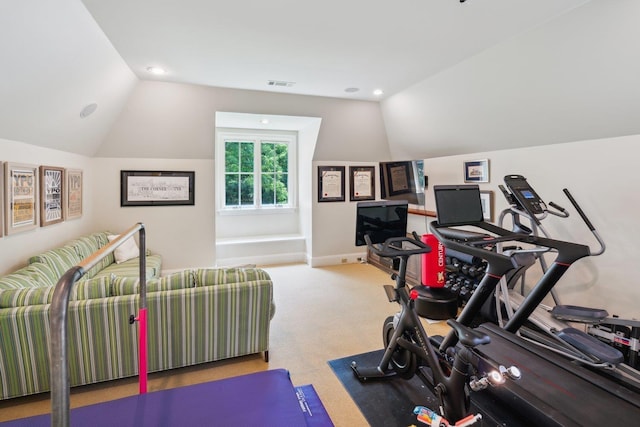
[2,369,332,427]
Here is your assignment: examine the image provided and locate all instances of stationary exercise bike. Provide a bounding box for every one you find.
[351,232,520,423]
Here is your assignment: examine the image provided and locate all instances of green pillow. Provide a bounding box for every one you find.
[194,267,271,287]
[111,270,194,296]
[0,276,111,308]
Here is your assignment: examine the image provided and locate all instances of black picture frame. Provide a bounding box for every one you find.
[383,161,413,196]
[121,170,195,207]
[317,166,345,202]
[349,166,375,201]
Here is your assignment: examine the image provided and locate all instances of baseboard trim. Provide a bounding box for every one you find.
[216,252,307,267]
[309,252,367,268]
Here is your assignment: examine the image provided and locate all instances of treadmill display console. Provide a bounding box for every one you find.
[504,175,546,215]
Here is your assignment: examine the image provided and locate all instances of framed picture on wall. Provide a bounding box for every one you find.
[4,162,40,235]
[480,190,494,222]
[121,170,195,206]
[40,166,65,227]
[463,159,490,183]
[349,166,375,201]
[65,168,83,220]
[317,166,345,202]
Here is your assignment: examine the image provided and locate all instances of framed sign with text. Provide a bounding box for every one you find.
[4,162,40,235]
[40,165,65,227]
[349,166,375,201]
[121,170,195,206]
[317,166,345,202]
[65,168,83,220]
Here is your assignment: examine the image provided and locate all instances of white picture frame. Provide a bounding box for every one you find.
[480,190,494,222]
[4,162,40,235]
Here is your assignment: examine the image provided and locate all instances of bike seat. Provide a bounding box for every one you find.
[447,319,491,348]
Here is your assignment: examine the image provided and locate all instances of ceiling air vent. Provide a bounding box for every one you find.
[268,80,296,87]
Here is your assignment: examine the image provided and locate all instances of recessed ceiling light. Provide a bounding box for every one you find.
[146,66,166,75]
[345,87,360,93]
[373,89,384,96]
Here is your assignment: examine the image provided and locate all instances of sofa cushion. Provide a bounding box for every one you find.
[193,267,271,287]
[0,287,54,308]
[71,277,111,300]
[0,276,110,308]
[28,246,82,279]
[92,232,116,265]
[111,277,139,296]
[0,272,38,290]
[112,270,194,296]
[68,232,113,278]
[0,263,58,290]
[93,254,162,283]
[24,262,58,287]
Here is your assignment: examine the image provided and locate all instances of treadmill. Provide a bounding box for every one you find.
[429,184,640,426]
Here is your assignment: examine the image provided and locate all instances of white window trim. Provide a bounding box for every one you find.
[216,129,297,214]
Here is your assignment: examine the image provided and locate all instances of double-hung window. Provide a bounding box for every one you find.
[217,130,296,212]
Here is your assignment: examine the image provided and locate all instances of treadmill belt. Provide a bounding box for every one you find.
[472,323,640,426]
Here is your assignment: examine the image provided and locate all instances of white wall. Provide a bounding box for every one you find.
[423,134,640,319]
[310,160,384,267]
[97,81,391,264]
[91,157,215,270]
[97,81,390,162]
[0,139,95,275]
[0,1,138,156]
[1,83,390,273]
[0,140,216,274]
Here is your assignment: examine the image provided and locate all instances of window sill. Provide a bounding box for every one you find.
[217,207,298,216]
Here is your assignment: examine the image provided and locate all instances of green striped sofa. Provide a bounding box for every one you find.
[0,233,274,400]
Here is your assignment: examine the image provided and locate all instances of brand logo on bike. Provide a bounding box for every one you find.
[437,241,445,284]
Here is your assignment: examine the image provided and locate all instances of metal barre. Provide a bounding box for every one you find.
[49,223,147,427]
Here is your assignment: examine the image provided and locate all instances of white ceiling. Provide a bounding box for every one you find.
[1,0,599,157]
[81,0,589,101]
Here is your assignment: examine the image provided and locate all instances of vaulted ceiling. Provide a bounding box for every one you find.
[80,0,589,101]
[7,0,632,159]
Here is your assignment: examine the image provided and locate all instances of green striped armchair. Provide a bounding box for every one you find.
[0,233,274,400]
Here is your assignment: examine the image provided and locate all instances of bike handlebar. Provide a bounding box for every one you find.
[548,201,566,214]
[364,233,431,259]
[429,220,591,272]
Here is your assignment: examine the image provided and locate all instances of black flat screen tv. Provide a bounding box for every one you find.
[355,200,409,246]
